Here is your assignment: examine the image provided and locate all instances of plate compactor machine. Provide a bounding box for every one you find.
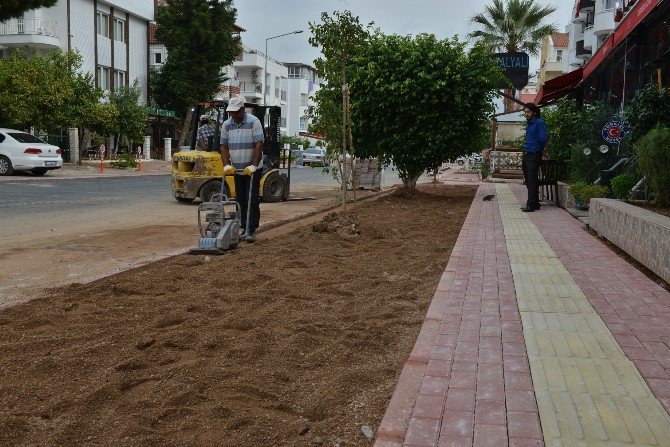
[189,169,255,254]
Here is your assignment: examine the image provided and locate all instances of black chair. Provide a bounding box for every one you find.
[538,159,569,206]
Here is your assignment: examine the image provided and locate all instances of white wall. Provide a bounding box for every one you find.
[128,15,148,103]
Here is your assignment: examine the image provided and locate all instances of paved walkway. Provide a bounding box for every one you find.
[374,183,670,447]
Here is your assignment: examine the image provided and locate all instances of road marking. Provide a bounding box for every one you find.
[496,184,670,446]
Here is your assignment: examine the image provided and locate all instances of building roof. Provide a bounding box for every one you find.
[284,62,316,70]
[550,33,569,48]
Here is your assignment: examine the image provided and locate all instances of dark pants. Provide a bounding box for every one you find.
[234,168,263,233]
[522,152,542,209]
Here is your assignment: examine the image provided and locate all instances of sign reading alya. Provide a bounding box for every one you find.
[492,52,530,90]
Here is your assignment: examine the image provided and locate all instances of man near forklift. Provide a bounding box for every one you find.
[196,114,216,151]
[220,96,264,242]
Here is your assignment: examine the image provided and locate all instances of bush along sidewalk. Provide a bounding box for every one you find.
[569,182,611,210]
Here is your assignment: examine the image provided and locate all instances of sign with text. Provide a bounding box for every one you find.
[492,52,530,90]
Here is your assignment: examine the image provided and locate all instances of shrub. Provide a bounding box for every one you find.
[610,173,637,200]
[625,84,670,141]
[110,153,138,169]
[635,125,670,206]
[568,182,610,204]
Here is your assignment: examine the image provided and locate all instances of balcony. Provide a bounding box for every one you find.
[233,49,264,69]
[576,40,591,59]
[0,18,60,49]
[239,81,263,96]
[584,28,596,50]
[594,9,615,36]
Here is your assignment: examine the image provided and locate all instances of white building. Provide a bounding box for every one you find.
[282,63,319,137]
[566,0,616,68]
[0,0,153,103]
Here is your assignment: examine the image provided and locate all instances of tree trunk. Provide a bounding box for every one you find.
[341,76,348,214]
[177,106,193,148]
[345,86,357,208]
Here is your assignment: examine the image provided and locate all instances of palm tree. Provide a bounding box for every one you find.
[469,0,557,55]
[470,0,557,111]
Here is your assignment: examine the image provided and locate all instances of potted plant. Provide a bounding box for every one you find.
[569,182,610,210]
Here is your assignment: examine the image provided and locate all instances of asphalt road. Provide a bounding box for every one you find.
[0,166,405,218]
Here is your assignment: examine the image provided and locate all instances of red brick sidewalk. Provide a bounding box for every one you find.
[374,182,670,447]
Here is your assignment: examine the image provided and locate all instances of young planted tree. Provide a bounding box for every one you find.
[350,34,500,192]
[152,0,240,145]
[0,0,57,21]
[308,11,372,212]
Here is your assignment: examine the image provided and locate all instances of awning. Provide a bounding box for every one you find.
[534,68,583,106]
[584,0,662,79]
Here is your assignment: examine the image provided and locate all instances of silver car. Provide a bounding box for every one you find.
[298,148,328,166]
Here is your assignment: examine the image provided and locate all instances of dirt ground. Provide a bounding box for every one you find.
[0,185,476,447]
[0,187,361,308]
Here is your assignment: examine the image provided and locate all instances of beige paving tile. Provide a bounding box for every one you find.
[496,184,670,447]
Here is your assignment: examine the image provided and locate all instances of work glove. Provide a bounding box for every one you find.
[223,164,235,175]
[243,165,257,176]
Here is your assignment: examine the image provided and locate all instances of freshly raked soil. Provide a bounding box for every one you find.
[0,185,476,447]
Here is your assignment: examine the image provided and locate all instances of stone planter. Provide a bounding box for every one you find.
[589,198,670,284]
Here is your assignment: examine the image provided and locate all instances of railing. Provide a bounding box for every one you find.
[239,81,262,94]
[0,18,59,38]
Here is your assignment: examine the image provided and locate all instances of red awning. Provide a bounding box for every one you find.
[584,0,661,79]
[534,68,583,106]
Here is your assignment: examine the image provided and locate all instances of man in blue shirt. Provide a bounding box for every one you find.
[521,103,547,212]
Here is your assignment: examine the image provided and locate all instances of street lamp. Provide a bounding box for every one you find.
[264,30,303,108]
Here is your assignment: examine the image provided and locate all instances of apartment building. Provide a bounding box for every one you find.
[0,0,153,103]
[537,33,569,86]
[566,0,616,68]
[282,63,319,137]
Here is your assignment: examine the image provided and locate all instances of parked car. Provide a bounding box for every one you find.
[456,154,483,165]
[0,129,63,176]
[297,147,328,166]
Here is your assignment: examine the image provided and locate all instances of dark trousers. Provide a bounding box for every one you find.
[522,152,542,208]
[234,168,263,233]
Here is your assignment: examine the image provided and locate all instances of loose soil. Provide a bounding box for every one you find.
[0,185,476,447]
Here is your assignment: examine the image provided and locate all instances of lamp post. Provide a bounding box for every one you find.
[263,30,303,108]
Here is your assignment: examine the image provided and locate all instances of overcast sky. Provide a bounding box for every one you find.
[234,0,574,75]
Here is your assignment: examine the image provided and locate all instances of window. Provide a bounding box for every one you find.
[97,66,110,90]
[299,117,307,130]
[604,0,615,8]
[154,52,162,64]
[114,70,126,88]
[288,66,302,78]
[300,93,307,106]
[96,11,109,38]
[556,49,563,62]
[113,18,125,42]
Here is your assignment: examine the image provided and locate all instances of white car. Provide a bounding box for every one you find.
[0,128,63,176]
[298,147,328,166]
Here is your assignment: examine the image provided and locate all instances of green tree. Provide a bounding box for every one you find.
[108,81,148,151]
[0,50,75,132]
[350,34,500,192]
[308,10,373,209]
[152,0,240,118]
[469,0,557,55]
[0,0,57,21]
[624,84,670,141]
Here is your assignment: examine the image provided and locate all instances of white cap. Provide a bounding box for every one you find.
[226,96,245,112]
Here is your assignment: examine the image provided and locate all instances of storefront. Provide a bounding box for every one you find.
[536,0,669,108]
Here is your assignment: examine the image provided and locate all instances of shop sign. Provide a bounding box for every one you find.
[602,121,630,143]
[148,107,177,118]
[492,52,530,90]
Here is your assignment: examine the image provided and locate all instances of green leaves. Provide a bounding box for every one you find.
[349,35,499,189]
[152,0,240,117]
[0,0,57,21]
[0,50,102,133]
[469,0,557,55]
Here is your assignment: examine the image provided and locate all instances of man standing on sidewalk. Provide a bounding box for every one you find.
[521,103,547,212]
[219,96,264,242]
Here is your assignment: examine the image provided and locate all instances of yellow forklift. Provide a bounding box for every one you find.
[171,101,290,203]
